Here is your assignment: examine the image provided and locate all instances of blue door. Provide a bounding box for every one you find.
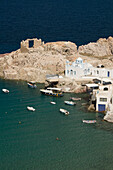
[98,104,105,112]
[108,71,110,77]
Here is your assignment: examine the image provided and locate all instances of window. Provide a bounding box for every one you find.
[67,70,69,74]
[103,87,108,91]
[70,70,73,75]
[74,71,76,75]
[110,98,112,104]
[97,70,99,74]
[100,98,107,102]
[29,40,34,48]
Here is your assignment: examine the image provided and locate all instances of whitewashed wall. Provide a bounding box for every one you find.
[65,59,93,79]
[91,68,113,78]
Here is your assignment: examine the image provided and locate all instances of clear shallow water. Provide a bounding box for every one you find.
[0,0,113,53]
[1,79,113,169]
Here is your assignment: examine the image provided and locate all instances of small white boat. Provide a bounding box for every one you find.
[60,108,69,115]
[70,97,81,101]
[27,81,37,88]
[27,106,35,111]
[64,101,76,106]
[50,102,56,105]
[82,120,96,124]
[2,89,9,93]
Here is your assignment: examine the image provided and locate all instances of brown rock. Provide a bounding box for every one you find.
[78,36,113,57]
[88,104,95,111]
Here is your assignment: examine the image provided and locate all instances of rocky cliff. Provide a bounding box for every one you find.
[0,40,77,82]
[78,36,113,57]
[0,36,113,82]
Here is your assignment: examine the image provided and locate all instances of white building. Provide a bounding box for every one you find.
[65,57,113,79]
[92,84,113,112]
[91,67,113,78]
[65,57,93,78]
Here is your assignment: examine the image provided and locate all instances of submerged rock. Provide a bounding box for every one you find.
[104,112,113,123]
[88,104,95,111]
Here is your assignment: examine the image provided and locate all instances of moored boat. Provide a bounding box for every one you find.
[2,89,9,93]
[70,97,81,101]
[50,101,56,105]
[40,87,63,97]
[64,101,76,106]
[60,108,69,115]
[27,81,37,88]
[82,120,96,124]
[27,106,35,111]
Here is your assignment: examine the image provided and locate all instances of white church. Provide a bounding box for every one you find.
[65,57,93,78]
[65,57,113,79]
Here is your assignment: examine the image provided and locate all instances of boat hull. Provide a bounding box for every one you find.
[60,109,69,115]
[40,91,63,97]
[64,101,76,106]
[70,97,81,101]
[27,106,35,111]
[82,120,96,124]
[27,83,37,88]
[2,89,9,93]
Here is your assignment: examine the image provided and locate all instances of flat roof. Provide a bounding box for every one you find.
[86,84,99,88]
[46,79,59,82]
[47,87,62,91]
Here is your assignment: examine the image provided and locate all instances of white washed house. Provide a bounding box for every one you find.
[91,67,113,78]
[65,57,93,78]
[92,84,113,112]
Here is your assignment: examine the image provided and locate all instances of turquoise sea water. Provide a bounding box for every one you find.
[1,79,113,169]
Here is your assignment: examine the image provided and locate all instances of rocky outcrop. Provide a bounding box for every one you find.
[78,36,113,57]
[57,77,86,93]
[0,40,77,82]
[88,104,95,111]
[104,111,113,123]
[0,36,113,82]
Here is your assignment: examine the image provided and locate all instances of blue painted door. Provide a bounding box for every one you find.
[98,104,105,112]
[108,71,110,77]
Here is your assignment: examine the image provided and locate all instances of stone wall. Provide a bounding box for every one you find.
[20,38,44,53]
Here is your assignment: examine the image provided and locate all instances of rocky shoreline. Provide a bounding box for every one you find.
[1,37,113,123]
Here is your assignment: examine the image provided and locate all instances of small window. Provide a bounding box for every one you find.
[100,98,107,102]
[74,71,76,75]
[104,87,108,91]
[67,70,69,74]
[29,40,34,48]
[97,70,99,74]
[70,70,73,75]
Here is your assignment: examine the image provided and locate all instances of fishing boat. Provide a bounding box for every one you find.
[40,87,63,97]
[27,106,35,111]
[50,101,56,105]
[27,81,37,88]
[2,89,9,93]
[82,120,96,124]
[70,97,81,101]
[64,101,76,106]
[60,108,69,115]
